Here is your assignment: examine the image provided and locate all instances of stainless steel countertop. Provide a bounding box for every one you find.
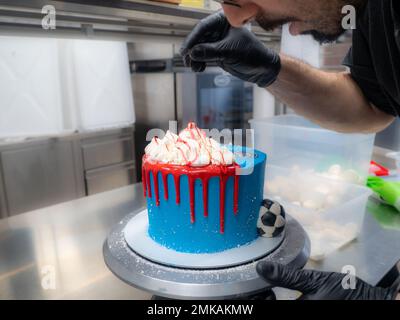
[0,184,150,300]
[1,183,400,299]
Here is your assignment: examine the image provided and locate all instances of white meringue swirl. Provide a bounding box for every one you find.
[145,123,234,167]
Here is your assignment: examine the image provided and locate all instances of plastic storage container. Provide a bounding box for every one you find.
[265,165,372,260]
[250,115,376,182]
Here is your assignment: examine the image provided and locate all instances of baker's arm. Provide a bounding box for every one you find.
[269,55,395,134]
[181,12,395,134]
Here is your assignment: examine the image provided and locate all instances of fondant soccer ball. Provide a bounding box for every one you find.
[257,199,286,238]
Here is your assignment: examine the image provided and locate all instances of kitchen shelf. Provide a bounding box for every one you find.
[0,0,281,44]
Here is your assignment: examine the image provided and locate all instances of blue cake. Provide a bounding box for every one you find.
[142,123,267,253]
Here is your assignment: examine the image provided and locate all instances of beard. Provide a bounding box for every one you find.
[255,12,296,32]
[255,0,367,44]
[301,29,347,44]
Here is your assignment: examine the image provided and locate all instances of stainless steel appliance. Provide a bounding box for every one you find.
[0,127,136,218]
[179,72,254,130]
[131,57,254,130]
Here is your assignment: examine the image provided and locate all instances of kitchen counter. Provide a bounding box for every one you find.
[1,183,400,299]
[0,183,149,299]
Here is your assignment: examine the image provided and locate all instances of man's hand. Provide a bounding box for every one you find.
[256,262,400,300]
[180,11,281,87]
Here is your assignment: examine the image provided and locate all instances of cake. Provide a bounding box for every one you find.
[142,123,267,253]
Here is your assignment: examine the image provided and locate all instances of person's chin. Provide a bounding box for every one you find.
[300,29,345,44]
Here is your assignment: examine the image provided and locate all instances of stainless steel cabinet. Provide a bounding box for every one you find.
[0,138,85,217]
[81,128,137,196]
[85,162,136,195]
[82,134,135,171]
[0,127,137,218]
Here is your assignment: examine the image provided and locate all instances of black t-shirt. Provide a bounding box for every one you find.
[343,0,400,116]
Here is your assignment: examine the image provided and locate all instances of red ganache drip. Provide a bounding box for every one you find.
[202,177,209,217]
[142,155,239,234]
[174,175,180,204]
[234,175,239,214]
[153,171,160,206]
[146,169,152,198]
[142,166,147,197]
[189,176,195,224]
[219,175,228,234]
[161,172,168,200]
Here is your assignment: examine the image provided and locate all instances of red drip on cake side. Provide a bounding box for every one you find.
[142,156,240,234]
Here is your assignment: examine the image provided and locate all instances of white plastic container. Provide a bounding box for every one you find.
[250,115,375,182]
[265,165,372,260]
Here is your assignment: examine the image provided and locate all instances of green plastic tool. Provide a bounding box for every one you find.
[367,176,400,213]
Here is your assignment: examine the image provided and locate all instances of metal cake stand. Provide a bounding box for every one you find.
[103,210,310,300]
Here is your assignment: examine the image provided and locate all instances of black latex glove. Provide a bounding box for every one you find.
[256,262,400,300]
[180,11,281,88]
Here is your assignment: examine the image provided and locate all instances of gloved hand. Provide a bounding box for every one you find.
[180,11,281,88]
[256,262,400,300]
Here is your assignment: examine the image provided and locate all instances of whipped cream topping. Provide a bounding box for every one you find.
[145,123,234,167]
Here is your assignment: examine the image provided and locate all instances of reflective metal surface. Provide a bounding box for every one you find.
[0,127,136,218]
[0,0,281,44]
[0,184,150,299]
[104,213,309,300]
[0,139,85,217]
[81,128,137,196]
[0,183,399,299]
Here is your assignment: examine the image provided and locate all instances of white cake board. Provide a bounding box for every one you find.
[123,210,285,269]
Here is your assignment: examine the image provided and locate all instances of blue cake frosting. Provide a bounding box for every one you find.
[144,147,267,254]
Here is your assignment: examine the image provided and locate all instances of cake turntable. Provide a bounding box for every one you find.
[103,209,310,300]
